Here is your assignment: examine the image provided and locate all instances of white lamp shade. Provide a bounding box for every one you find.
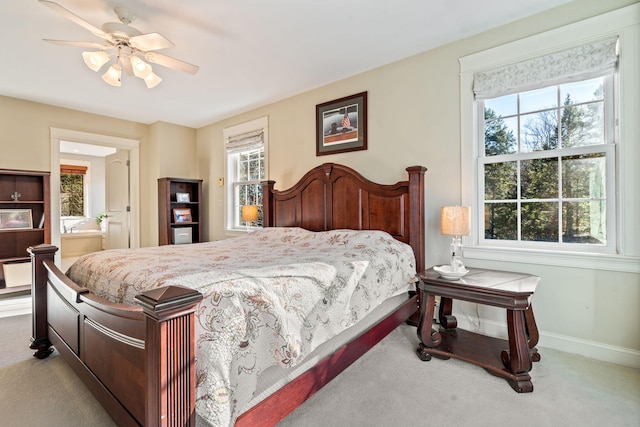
[441,206,471,236]
[241,205,259,222]
[143,72,162,88]
[130,55,153,78]
[82,51,110,72]
[101,63,122,86]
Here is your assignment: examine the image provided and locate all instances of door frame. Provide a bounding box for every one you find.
[50,127,140,265]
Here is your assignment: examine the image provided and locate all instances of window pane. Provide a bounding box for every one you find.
[479,73,612,249]
[561,102,604,147]
[238,183,262,205]
[484,162,517,200]
[520,111,558,152]
[485,94,517,118]
[562,153,605,199]
[560,77,604,104]
[239,158,248,180]
[562,201,606,244]
[484,115,517,156]
[520,86,557,113]
[237,182,264,227]
[484,203,517,240]
[60,174,84,216]
[521,158,558,199]
[521,202,558,242]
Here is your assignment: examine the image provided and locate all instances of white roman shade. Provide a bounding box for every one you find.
[225,129,264,153]
[473,36,619,100]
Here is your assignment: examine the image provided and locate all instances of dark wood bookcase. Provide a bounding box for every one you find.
[158,177,203,246]
[0,169,50,296]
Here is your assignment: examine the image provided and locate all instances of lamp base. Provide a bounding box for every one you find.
[450,236,465,272]
[450,256,465,272]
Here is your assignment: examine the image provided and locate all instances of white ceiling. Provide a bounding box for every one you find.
[60,140,117,156]
[0,0,572,129]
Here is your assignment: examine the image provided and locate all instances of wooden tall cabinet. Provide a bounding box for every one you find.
[158,177,203,246]
[0,169,50,296]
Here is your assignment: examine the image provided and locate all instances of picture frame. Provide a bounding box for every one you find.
[176,192,190,203]
[0,209,33,230]
[173,208,192,223]
[316,91,367,156]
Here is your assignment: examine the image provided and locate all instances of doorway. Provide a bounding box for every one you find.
[49,128,140,266]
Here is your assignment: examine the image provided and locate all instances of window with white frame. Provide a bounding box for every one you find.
[479,76,615,251]
[459,5,640,272]
[476,38,617,252]
[224,117,268,232]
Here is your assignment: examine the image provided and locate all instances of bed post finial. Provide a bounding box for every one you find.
[321,163,334,179]
[28,244,58,359]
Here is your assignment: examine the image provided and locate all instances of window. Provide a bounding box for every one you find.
[60,164,87,217]
[459,5,640,272]
[224,117,268,232]
[479,75,615,251]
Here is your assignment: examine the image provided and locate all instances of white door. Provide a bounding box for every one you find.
[105,150,130,250]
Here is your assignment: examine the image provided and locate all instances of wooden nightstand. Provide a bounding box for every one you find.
[416,267,540,393]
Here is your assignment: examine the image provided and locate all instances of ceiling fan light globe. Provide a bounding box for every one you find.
[130,56,152,78]
[82,51,110,72]
[143,72,162,89]
[102,63,122,87]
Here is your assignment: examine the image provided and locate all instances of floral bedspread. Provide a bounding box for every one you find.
[66,227,416,426]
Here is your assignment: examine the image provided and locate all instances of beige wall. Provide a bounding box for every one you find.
[0,96,147,172]
[146,121,198,246]
[197,0,640,363]
[0,96,198,247]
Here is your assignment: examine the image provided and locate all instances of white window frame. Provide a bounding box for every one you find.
[223,116,269,236]
[459,4,640,273]
[476,76,616,253]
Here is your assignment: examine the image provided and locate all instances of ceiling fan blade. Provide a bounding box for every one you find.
[39,0,109,40]
[129,33,174,51]
[43,39,112,49]
[144,52,199,75]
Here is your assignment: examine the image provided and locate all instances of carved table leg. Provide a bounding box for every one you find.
[501,309,534,393]
[416,291,441,361]
[438,296,458,329]
[525,303,541,362]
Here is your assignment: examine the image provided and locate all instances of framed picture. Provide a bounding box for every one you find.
[316,91,367,156]
[173,208,192,223]
[0,209,33,230]
[176,192,190,203]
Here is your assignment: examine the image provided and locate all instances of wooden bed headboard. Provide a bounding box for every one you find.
[262,163,426,272]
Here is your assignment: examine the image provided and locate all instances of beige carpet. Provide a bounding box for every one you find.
[1,314,639,426]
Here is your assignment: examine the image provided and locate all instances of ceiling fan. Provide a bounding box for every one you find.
[40,0,199,88]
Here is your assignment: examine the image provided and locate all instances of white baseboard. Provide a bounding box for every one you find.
[0,295,31,318]
[454,315,640,369]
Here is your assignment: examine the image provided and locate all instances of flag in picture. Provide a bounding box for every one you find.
[342,112,351,128]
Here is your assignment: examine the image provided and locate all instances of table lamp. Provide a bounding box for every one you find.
[241,205,259,229]
[441,206,471,272]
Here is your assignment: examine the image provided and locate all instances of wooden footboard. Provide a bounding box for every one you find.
[29,245,202,426]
